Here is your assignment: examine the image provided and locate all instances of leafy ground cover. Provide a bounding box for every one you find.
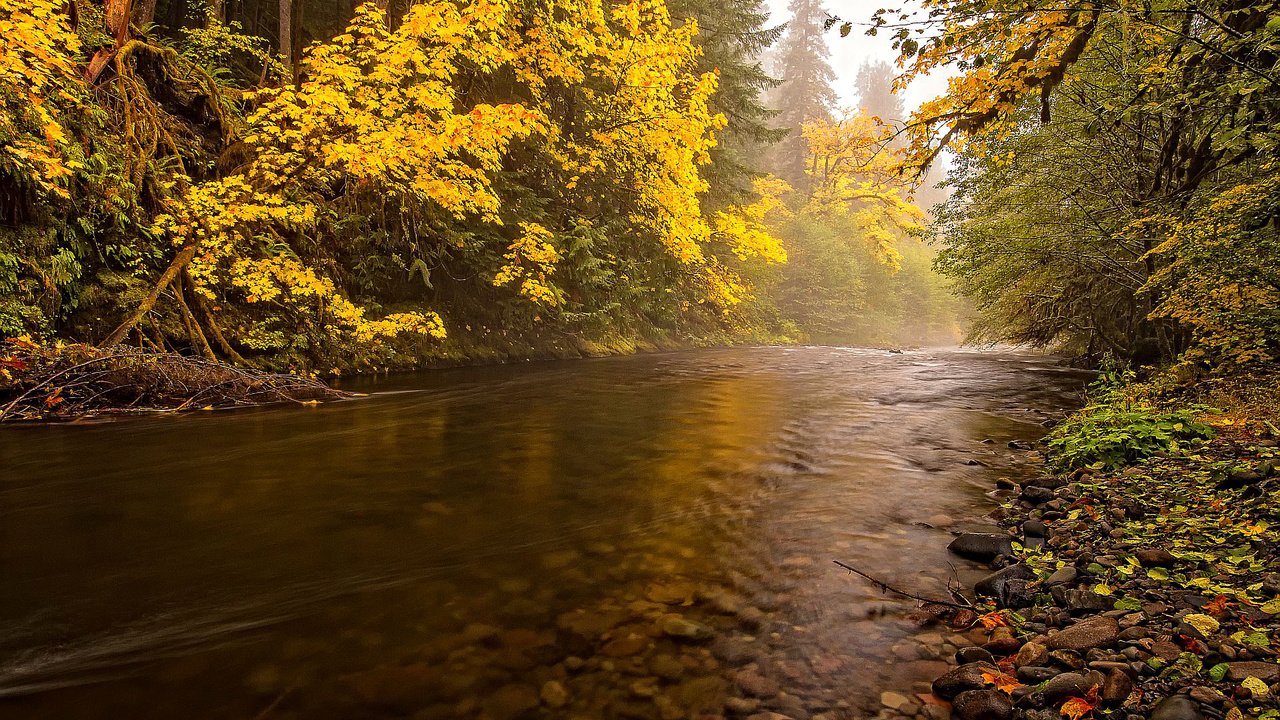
[882,372,1280,720]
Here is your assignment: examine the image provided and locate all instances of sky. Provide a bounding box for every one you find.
[764,0,952,115]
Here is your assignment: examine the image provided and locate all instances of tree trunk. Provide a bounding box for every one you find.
[278,0,292,73]
[132,0,158,26]
[102,241,200,347]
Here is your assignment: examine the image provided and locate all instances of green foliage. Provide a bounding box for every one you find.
[1046,365,1215,471]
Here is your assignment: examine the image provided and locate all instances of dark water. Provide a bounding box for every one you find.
[0,346,1088,719]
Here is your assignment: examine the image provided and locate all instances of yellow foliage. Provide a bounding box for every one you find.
[494,223,562,307]
[0,0,84,198]
[801,113,924,270]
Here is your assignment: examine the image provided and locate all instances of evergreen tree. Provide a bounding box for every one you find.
[765,0,837,187]
[853,61,903,125]
[669,0,785,207]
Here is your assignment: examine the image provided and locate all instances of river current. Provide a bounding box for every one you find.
[0,346,1089,719]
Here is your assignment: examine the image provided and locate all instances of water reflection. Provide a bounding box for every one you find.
[0,347,1088,719]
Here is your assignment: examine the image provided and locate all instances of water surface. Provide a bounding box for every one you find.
[0,346,1088,719]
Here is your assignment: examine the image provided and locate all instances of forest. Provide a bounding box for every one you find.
[4,1,1280,718]
[0,0,963,392]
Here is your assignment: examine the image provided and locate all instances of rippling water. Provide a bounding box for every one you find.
[0,346,1088,719]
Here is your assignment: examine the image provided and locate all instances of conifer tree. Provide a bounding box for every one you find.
[669,0,785,206]
[853,61,903,125]
[765,0,837,187]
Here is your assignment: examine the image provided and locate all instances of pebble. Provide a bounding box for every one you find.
[1045,616,1120,651]
[947,533,1015,562]
[1014,641,1048,668]
[1150,695,1205,720]
[540,680,569,708]
[1188,686,1226,704]
[1226,661,1280,683]
[932,661,999,700]
[951,689,1014,720]
[735,668,781,697]
[880,691,913,710]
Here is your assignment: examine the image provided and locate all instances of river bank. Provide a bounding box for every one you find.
[0,327,793,421]
[878,372,1280,720]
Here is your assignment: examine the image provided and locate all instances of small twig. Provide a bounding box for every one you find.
[252,687,293,720]
[833,560,973,610]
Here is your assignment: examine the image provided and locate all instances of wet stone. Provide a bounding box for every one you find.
[955,647,993,664]
[1045,616,1119,652]
[947,533,1015,562]
[1014,641,1049,668]
[952,689,1014,720]
[1017,666,1059,683]
[932,661,999,700]
[659,615,713,641]
[540,680,569,708]
[881,691,913,710]
[648,654,685,681]
[735,668,781,697]
[1150,695,1205,720]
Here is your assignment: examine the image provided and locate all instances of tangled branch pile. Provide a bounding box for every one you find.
[0,339,347,422]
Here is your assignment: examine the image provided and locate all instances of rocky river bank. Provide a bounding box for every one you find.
[873,420,1280,720]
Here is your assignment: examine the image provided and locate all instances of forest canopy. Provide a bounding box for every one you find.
[1,0,962,376]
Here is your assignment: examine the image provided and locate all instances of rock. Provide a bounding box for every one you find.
[1135,549,1177,567]
[1048,649,1085,669]
[648,654,685,680]
[659,615,713,641]
[1226,662,1280,683]
[1045,616,1120,652]
[601,633,650,657]
[975,564,1036,603]
[1102,668,1133,704]
[956,647,994,664]
[932,661,999,700]
[726,697,761,714]
[1042,671,1104,702]
[1017,666,1058,683]
[1187,686,1226,704]
[1014,642,1049,668]
[947,533,1015,562]
[952,689,1014,720]
[735,668,781,697]
[984,626,1023,654]
[880,691,913,710]
[1046,567,1078,586]
[1055,588,1114,614]
[1140,643,1177,665]
[540,680,569,708]
[1150,695,1204,720]
[1022,485,1056,504]
[745,713,794,720]
[1023,519,1048,538]
[928,514,956,528]
[646,581,695,604]
[483,684,540,720]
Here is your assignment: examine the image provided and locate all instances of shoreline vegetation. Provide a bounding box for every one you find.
[881,368,1280,720]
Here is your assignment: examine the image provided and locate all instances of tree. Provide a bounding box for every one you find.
[765,0,836,187]
[853,60,903,126]
[668,0,785,206]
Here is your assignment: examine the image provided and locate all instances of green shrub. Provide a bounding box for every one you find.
[1045,359,1215,471]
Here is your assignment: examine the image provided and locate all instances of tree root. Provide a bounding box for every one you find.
[0,339,348,422]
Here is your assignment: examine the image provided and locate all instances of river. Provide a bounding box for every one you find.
[0,346,1089,719]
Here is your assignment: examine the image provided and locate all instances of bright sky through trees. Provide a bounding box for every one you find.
[765,0,952,112]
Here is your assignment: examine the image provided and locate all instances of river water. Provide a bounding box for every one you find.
[0,346,1088,719]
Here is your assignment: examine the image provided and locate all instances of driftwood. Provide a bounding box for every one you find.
[833,559,974,610]
[0,340,349,422]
